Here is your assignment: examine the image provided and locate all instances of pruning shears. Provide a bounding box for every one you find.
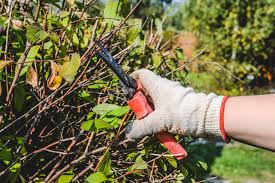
[95,41,187,160]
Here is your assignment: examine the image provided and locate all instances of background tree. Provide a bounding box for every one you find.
[130,0,172,19]
[173,0,275,88]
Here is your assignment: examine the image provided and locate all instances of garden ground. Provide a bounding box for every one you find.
[204,142,275,183]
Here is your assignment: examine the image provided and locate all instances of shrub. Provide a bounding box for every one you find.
[0,1,209,182]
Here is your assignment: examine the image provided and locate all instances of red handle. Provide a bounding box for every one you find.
[128,80,187,160]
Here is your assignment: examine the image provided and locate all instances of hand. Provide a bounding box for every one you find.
[126,69,228,141]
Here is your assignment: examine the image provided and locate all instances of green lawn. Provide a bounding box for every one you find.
[209,142,275,182]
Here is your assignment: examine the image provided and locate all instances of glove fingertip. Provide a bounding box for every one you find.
[125,119,147,140]
[130,69,157,82]
[125,122,134,139]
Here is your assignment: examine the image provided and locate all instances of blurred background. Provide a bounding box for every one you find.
[134,0,275,94]
[137,0,275,182]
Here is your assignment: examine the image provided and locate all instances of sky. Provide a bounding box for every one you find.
[173,0,186,3]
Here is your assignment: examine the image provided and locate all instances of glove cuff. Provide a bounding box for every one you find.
[205,96,230,142]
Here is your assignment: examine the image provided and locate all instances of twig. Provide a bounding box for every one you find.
[204,61,245,84]
[84,132,94,154]
[46,147,107,183]
[0,83,67,135]
[5,43,32,103]
[45,130,84,182]
[3,0,15,95]
[197,176,218,183]
[20,137,75,161]
[72,163,95,182]
[165,47,207,76]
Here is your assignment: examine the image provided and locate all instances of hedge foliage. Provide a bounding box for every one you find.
[0,0,208,182]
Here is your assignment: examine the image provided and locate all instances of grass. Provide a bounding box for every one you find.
[209,142,275,182]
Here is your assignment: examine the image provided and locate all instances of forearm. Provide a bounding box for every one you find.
[224,95,275,151]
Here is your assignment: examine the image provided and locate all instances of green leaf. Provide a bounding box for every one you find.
[10,162,21,173]
[104,0,119,18]
[91,119,113,131]
[86,172,107,183]
[198,161,208,170]
[107,106,129,117]
[81,120,93,131]
[26,45,40,62]
[50,33,59,43]
[98,152,112,176]
[87,112,95,120]
[48,14,62,28]
[78,90,93,101]
[14,82,25,112]
[58,171,74,183]
[109,118,121,128]
[129,155,148,171]
[61,16,70,27]
[151,53,162,68]
[72,32,79,45]
[0,36,5,45]
[60,11,70,18]
[165,156,177,168]
[88,80,107,89]
[79,90,90,98]
[0,148,12,162]
[103,0,121,29]
[20,45,40,76]
[92,104,119,115]
[176,172,186,181]
[59,53,81,82]
[81,119,113,132]
[92,104,128,128]
[44,41,53,50]
[159,159,167,172]
[126,19,142,44]
[26,24,49,43]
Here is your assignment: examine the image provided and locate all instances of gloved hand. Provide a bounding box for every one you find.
[126,69,229,142]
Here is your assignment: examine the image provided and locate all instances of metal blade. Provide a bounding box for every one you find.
[95,42,137,98]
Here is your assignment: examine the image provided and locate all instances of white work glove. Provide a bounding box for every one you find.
[126,69,229,141]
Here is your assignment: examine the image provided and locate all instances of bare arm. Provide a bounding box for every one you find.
[224,94,275,151]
